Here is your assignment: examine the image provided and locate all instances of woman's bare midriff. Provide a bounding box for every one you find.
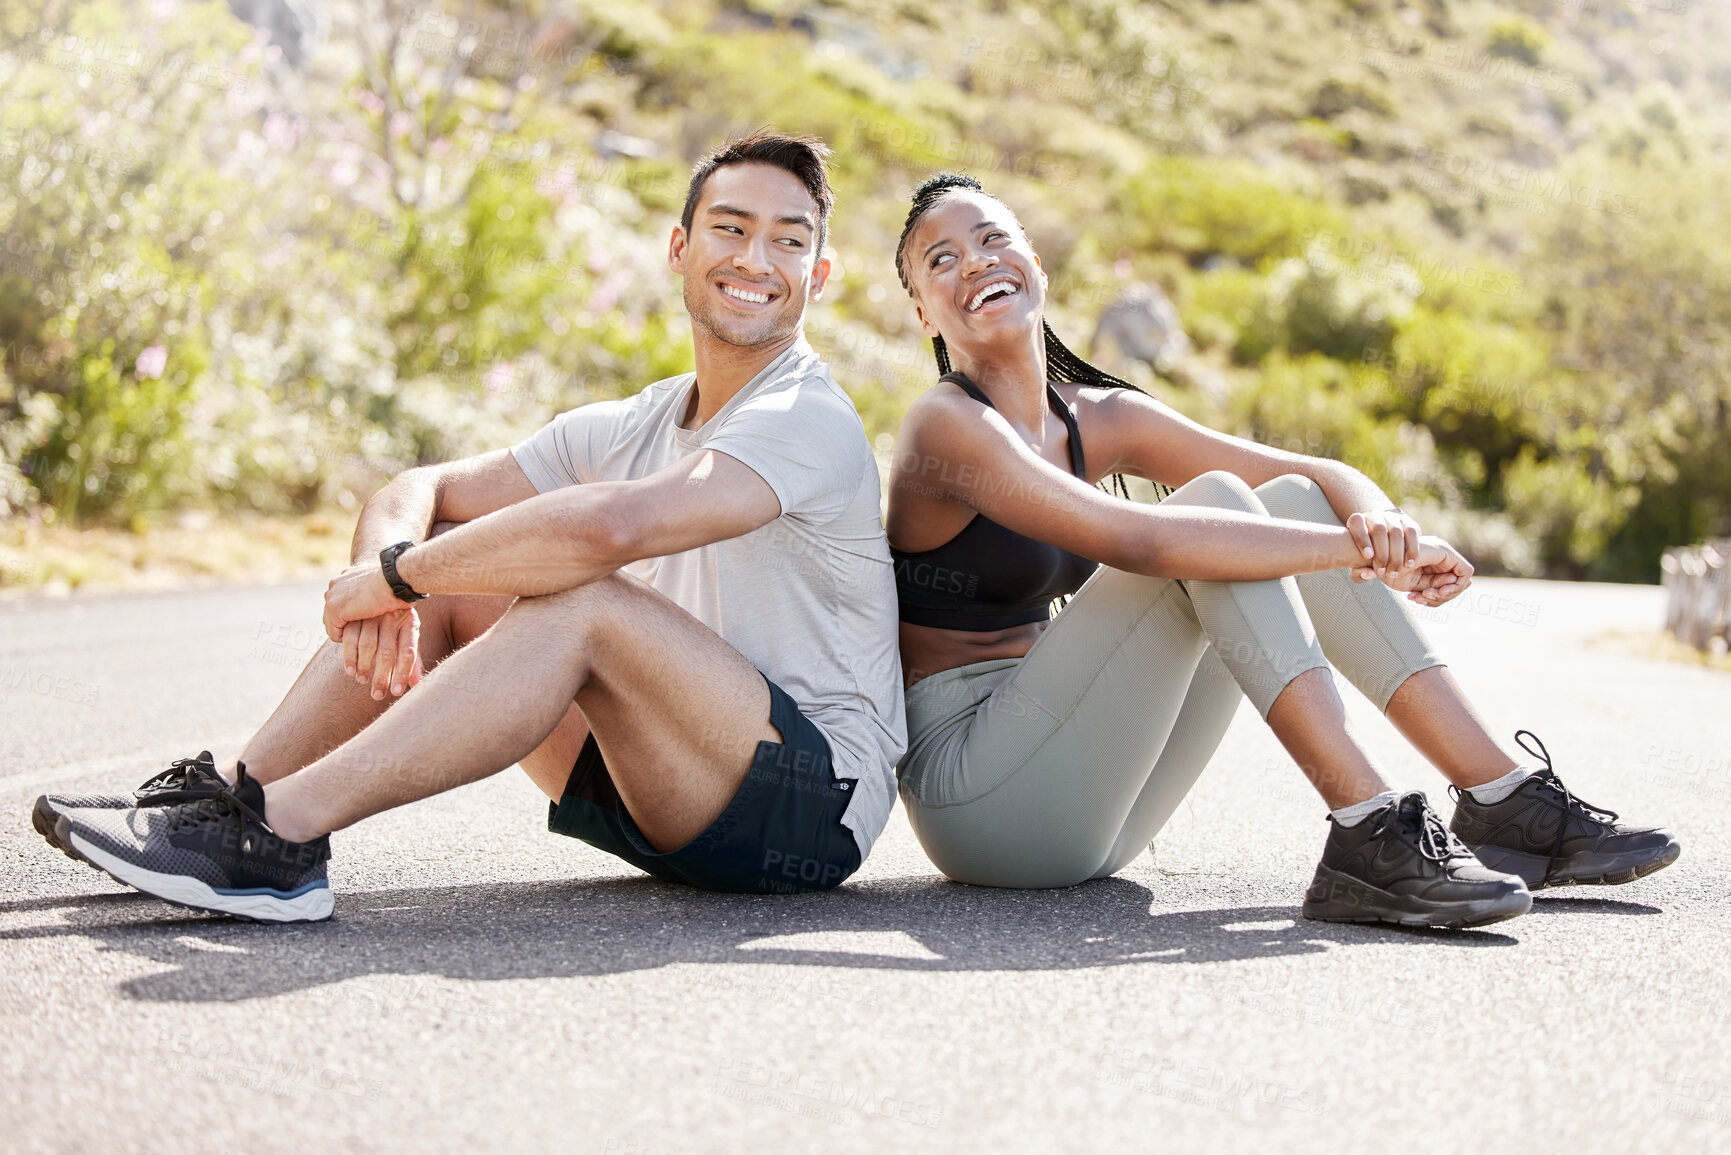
[900,619,1051,689]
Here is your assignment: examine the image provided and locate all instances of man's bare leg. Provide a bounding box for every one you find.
[262,573,780,850]
[236,593,590,800]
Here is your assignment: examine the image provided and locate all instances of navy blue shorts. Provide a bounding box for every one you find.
[547,675,863,894]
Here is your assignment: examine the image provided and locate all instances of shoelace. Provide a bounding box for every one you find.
[1514,730,1619,884]
[1515,730,1619,824]
[164,772,267,840]
[143,761,233,810]
[134,753,217,800]
[1377,794,1464,864]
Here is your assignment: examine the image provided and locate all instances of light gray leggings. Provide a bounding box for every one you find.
[897,471,1444,888]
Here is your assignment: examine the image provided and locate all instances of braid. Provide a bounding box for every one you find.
[896,173,981,379]
[1039,321,1170,502]
[896,172,1172,507]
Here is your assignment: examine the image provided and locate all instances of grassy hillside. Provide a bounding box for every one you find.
[1,0,1727,579]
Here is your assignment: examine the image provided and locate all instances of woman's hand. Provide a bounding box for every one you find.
[1379,535,1473,606]
[1345,509,1424,580]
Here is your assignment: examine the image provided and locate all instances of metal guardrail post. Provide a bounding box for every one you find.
[1662,539,1731,652]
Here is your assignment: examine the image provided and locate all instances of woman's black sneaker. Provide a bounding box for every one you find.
[1448,731,1681,889]
[32,751,230,861]
[1302,791,1531,929]
[54,764,333,923]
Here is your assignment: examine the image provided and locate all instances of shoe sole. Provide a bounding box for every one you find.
[32,796,68,853]
[59,821,334,923]
[1467,839,1682,890]
[32,796,102,867]
[1301,864,1532,929]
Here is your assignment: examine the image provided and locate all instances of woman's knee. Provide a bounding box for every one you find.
[1255,473,1339,526]
[1169,469,1266,515]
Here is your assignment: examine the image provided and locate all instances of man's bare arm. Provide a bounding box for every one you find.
[323,449,782,637]
[332,449,543,700]
[349,449,541,561]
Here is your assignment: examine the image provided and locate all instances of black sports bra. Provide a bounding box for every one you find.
[892,371,1099,632]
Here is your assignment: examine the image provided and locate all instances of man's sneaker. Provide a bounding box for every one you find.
[1449,730,1681,890]
[54,764,333,923]
[1302,791,1531,929]
[32,751,230,860]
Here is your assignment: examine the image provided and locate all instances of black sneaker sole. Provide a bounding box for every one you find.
[1467,838,1682,890]
[1301,864,1532,929]
[57,818,334,923]
[31,796,94,866]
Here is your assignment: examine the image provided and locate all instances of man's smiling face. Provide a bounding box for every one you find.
[669,162,831,350]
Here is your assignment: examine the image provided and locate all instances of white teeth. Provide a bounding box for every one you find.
[968,282,1017,312]
[722,284,772,304]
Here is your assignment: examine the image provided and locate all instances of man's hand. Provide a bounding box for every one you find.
[1345,509,1423,579]
[324,561,425,699]
[324,560,403,640]
[340,608,425,699]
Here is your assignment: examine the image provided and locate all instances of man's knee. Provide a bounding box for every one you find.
[508,572,644,641]
[1255,473,1338,526]
[418,591,514,651]
[520,571,638,610]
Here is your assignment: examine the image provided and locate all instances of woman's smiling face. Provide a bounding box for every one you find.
[904,190,1046,349]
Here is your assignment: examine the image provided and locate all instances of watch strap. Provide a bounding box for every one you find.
[379,540,426,603]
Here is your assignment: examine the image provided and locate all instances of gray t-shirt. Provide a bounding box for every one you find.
[510,338,906,860]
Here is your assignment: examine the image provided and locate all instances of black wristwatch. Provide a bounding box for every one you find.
[378,541,426,603]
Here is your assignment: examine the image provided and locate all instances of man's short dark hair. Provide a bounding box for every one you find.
[681,129,834,256]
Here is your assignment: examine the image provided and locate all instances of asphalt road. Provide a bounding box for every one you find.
[2,577,1728,1154]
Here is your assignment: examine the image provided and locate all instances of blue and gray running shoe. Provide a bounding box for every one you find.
[33,751,230,860]
[55,764,333,923]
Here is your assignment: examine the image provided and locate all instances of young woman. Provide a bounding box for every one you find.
[885,173,1679,928]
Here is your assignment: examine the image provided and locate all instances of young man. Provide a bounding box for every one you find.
[35,131,906,921]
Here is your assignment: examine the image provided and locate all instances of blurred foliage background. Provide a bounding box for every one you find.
[1,0,1727,584]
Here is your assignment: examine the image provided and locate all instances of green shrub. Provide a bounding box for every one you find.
[1114,158,1343,265]
[1498,447,1638,576]
[1310,76,1396,120]
[1486,16,1550,66]
[1236,242,1418,364]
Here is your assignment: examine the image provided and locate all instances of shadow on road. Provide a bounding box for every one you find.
[0,874,1521,1004]
[1527,895,1663,915]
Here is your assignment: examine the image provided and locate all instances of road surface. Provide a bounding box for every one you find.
[2,577,1727,1153]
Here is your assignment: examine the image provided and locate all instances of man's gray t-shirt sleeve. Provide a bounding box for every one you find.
[703,382,863,521]
[510,394,640,492]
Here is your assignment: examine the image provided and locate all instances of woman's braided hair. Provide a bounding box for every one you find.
[893,172,1169,504]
